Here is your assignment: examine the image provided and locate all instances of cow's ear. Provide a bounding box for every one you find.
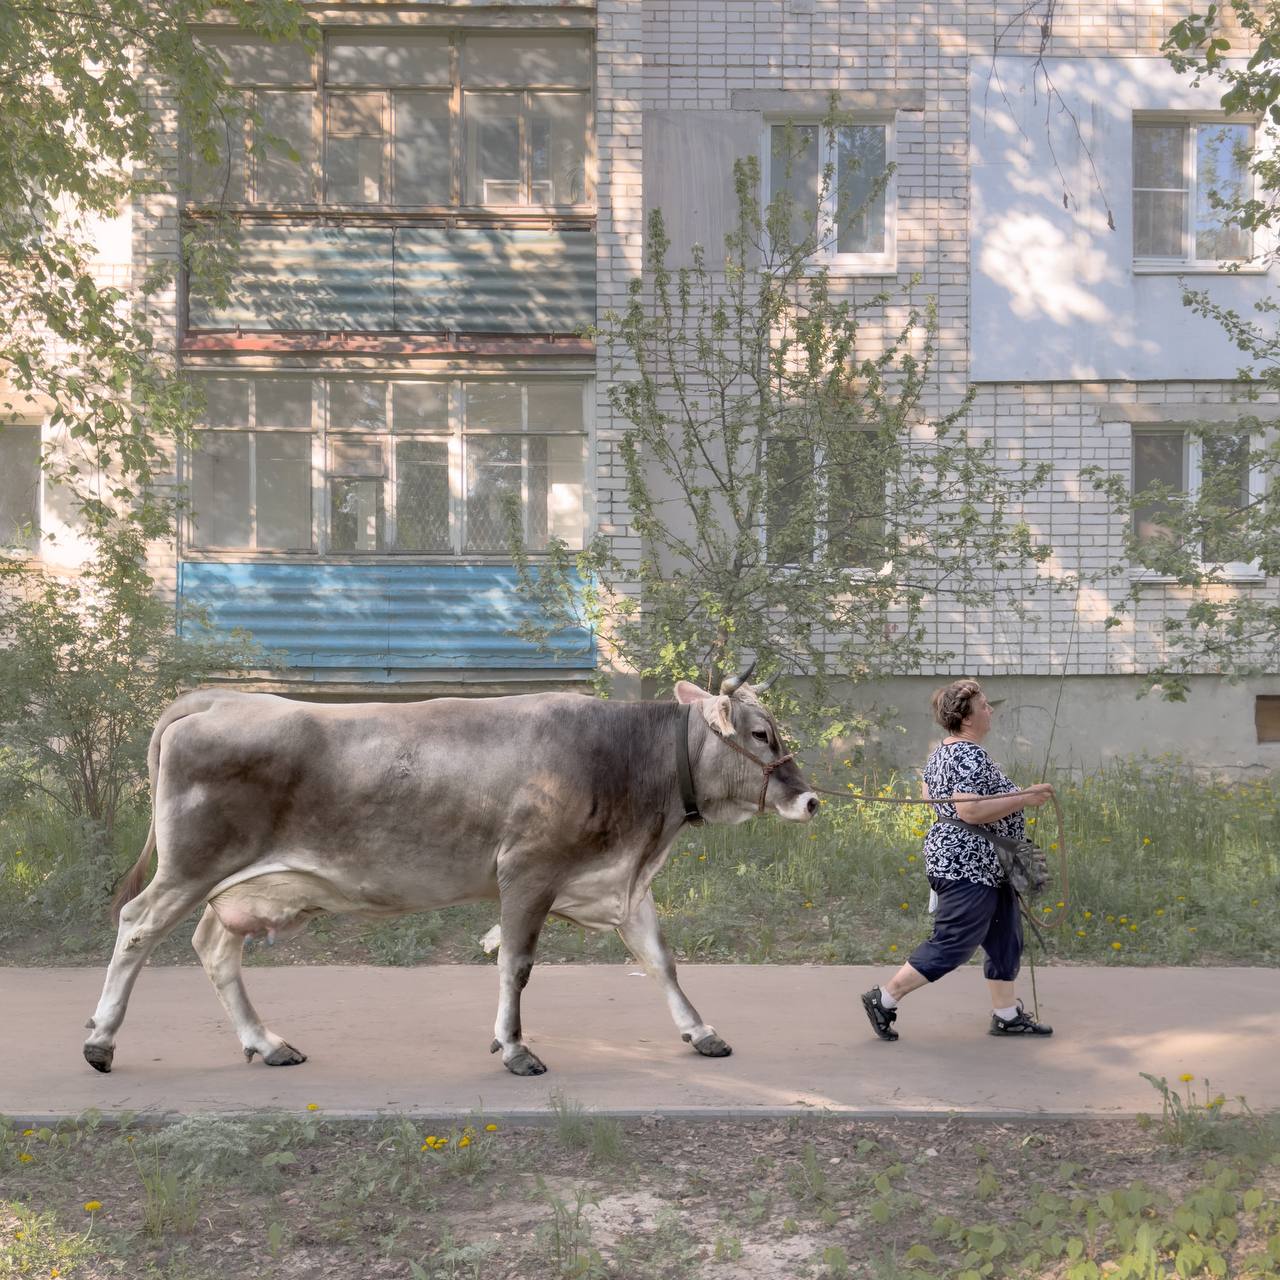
[674,680,710,704]
[696,694,736,736]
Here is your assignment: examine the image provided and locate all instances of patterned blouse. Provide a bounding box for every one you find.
[921,739,1025,888]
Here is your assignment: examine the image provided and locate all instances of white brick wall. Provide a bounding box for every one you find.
[609,0,1278,681]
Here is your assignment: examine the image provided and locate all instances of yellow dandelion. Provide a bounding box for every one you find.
[1188,926,1197,933]
[18,1152,33,1163]
[1042,906,1052,914]
[888,944,898,952]
[484,1123,498,1132]
[21,1129,33,1137]
[1076,929,1087,937]
[1142,837,1151,845]
[458,1136,471,1148]
[1056,900,1065,908]
[306,1103,319,1112]
[907,853,917,862]
[1118,915,1128,923]
[1129,924,1138,932]
[900,902,909,911]
[697,854,707,862]
[1084,910,1093,920]
[1154,908,1165,917]
[83,1201,102,1213]
[1049,843,1059,851]
[14,1231,24,1241]
[803,901,814,909]
[52,1271,59,1279]
[1111,942,1122,952]
[1179,1073,1195,1082]
[1176,895,1186,902]
[842,759,852,767]
[1251,898,1260,907]
[1106,914,1115,923]
[421,1142,431,1151]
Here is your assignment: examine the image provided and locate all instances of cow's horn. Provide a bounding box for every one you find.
[720,660,756,696]
[757,670,780,693]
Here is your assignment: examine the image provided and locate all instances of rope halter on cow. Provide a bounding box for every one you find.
[676,662,795,824]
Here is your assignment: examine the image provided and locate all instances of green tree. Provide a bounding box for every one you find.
[0,525,260,840]
[0,4,304,839]
[513,121,1052,741]
[1079,2,1280,698]
[0,0,313,535]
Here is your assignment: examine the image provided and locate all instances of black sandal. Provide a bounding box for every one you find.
[861,986,899,1041]
[989,999,1053,1036]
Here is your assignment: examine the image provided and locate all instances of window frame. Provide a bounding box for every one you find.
[1130,424,1266,580]
[185,28,595,215]
[0,421,44,554]
[761,433,889,572]
[1132,115,1257,270]
[759,113,897,274]
[181,374,593,562]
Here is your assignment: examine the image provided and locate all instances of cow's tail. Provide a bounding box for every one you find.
[110,693,217,924]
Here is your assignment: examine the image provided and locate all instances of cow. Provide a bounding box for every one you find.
[83,669,818,1077]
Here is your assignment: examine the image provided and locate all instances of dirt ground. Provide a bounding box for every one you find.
[4,1110,1280,1279]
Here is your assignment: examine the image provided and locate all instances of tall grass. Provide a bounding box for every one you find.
[1,756,1276,966]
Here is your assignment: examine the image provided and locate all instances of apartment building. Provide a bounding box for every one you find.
[4,1,1278,769]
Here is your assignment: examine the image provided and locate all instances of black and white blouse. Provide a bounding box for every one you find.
[921,739,1025,888]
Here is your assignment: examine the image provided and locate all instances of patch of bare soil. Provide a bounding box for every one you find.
[3,1112,1279,1280]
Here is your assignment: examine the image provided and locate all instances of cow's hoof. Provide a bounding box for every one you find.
[685,1031,732,1058]
[504,1047,548,1076]
[263,1042,307,1067]
[83,1044,114,1073]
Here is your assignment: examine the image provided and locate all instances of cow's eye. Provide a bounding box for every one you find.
[752,729,770,743]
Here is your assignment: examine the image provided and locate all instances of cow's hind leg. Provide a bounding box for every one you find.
[192,907,306,1067]
[618,890,731,1057]
[490,885,555,1076]
[83,878,212,1072]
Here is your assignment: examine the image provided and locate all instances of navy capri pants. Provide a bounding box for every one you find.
[907,876,1023,983]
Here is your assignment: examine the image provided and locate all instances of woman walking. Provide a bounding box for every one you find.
[861,678,1055,1041]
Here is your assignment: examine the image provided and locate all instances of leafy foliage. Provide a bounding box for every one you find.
[512,113,1050,741]
[0,525,260,840]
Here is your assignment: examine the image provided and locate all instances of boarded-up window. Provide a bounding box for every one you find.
[462,35,592,88]
[1256,696,1280,743]
[327,34,451,87]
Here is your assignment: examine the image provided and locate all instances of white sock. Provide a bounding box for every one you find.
[994,1003,1019,1020]
[879,987,899,1009]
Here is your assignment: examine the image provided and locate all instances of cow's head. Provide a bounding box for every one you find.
[674,673,819,824]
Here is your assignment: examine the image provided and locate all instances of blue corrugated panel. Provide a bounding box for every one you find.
[394,228,595,332]
[186,224,595,334]
[187,226,395,331]
[178,561,596,673]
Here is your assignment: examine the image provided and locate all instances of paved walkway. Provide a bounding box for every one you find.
[2,964,1276,1121]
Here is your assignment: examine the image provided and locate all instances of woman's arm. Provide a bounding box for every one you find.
[952,785,1052,825]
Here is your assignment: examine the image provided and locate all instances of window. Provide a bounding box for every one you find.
[0,424,41,549]
[1131,426,1260,572]
[764,433,886,567]
[1133,119,1254,264]
[188,31,592,210]
[188,378,314,550]
[764,119,893,267]
[184,375,588,557]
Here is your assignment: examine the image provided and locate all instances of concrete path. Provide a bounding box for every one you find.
[2,964,1276,1121]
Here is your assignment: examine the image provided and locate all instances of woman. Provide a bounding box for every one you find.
[860,678,1055,1041]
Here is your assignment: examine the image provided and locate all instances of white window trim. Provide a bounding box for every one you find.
[181,374,594,563]
[1130,425,1267,582]
[1132,115,1258,272]
[760,114,897,275]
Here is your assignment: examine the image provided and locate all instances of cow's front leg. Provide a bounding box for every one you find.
[490,883,554,1076]
[617,890,731,1057]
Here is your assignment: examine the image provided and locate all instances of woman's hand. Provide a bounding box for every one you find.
[1020,783,1055,809]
